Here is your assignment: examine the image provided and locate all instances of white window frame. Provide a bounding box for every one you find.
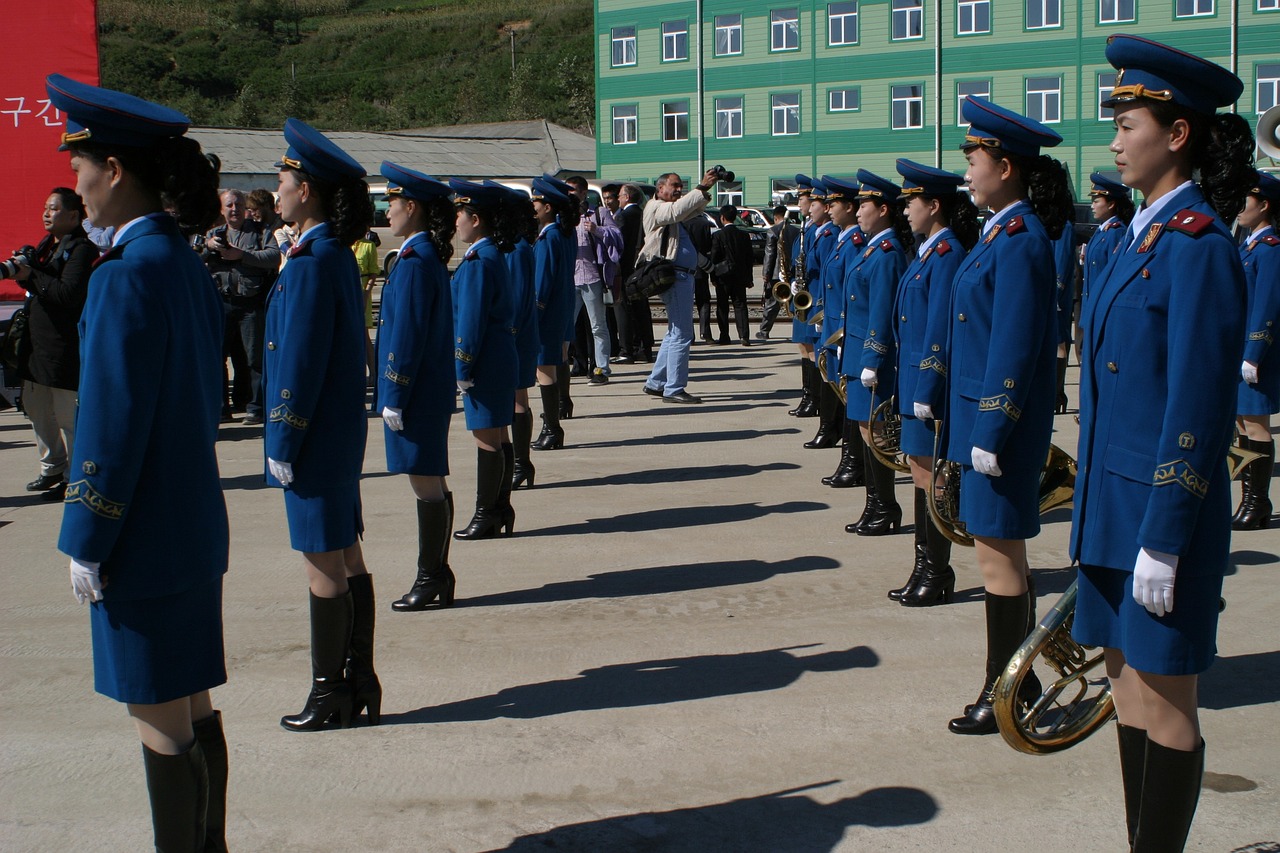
[1259,0,1279,10]
[956,80,990,126]
[828,1,859,45]
[892,84,924,129]
[957,0,991,33]
[715,14,743,56]
[892,0,924,40]
[771,8,800,51]
[662,21,688,62]
[1175,0,1213,15]
[1025,76,1062,124]
[1098,0,1135,22]
[718,183,745,207]
[715,97,744,138]
[1258,64,1280,113]
[829,88,861,111]
[662,101,689,142]
[772,93,800,136]
[1026,0,1062,28]
[610,27,637,67]
[1098,72,1118,120]
[611,105,638,144]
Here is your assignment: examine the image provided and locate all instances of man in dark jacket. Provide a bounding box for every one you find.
[614,183,652,361]
[758,204,799,340]
[709,205,755,345]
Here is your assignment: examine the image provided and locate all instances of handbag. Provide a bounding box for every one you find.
[1,305,30,371]
[623,256,676,302]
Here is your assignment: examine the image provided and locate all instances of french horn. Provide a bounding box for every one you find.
[815,330,847,405]
[868,397,910,473]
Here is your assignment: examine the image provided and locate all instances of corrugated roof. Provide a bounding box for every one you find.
[187,120,595,184]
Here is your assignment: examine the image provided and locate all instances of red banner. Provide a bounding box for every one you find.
[1,2,99,300]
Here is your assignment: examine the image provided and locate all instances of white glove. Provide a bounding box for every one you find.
[836,346,843,361]
[860,368,877,388]
[1242,361,1259,385]
[914,402,934,420]
[70,558,104,604]
[457,379,474,394]
[971,446,1002,476]
[268,457,294,486]
[1132,547,1178,617]
[381,406,404,431]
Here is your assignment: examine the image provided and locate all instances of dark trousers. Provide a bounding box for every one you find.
[758,285,782,336]
[694,274,712,341]
[714,281,750,342]
[223,300,264,416]
[627,298,655,357]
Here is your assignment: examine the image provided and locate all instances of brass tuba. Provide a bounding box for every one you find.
[868,397,910,472]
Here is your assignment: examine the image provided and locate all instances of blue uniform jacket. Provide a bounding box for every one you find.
[58,215,228,601]
[1239,227,1280,414]
[1081,216,1126,327]
[840,232,906,418]
[899,230,966,419]
[452,236,517,389]
[263,222,368,493]
[505,236,539,384]
[813,223,851,376]
[1071,184,1246,575]
[534,223,572,359]
[790,221,824,344]
[945,202,1057,466]
[374,233,455,466]
[1053,224,1078,345]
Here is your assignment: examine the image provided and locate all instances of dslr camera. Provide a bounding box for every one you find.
[0,246,37,281]
[710,164,736,183]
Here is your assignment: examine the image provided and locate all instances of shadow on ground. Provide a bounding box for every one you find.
[547,461,799,489]
[522,500,827,537]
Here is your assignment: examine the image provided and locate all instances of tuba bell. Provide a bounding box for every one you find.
[868,396,910,472]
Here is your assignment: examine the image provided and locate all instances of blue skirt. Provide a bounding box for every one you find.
[1073,564,1222,676]
[958,462,1041,540]
[900,414,935,458]
[91,575,226,704]
[384,409,451,476]
[463,385,515,430]
[791,316,817,344]
[1237,374,1279,416]
[284,483,364,552]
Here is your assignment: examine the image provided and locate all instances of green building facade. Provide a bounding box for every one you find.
[595,0,1279,206]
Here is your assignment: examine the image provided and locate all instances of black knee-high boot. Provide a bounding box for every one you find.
[1133,738,1205,853]
[346,573,381,725]
[948,590,1030,735]
[824,419,864,487]
[1055,356,1069,414]
[1117,723,1147,849]
[790,359,815,417]
[852,444,902,536]
[142,740,209,853]
[511,409,536,488]
[393,498,456,611]
[901,503,956,607]
[889,489,929,599]
[281,591,355,731]
[497,441,516,531]
[532,383,564,450]
[454,448,510,539]
[1230,432,1251,525]
[1234,437,1273,530]
[557,362,574,419]
[191,711,227,853]
[804,382,840,448]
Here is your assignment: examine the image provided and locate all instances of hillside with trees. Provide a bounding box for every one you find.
[98,0,595,132]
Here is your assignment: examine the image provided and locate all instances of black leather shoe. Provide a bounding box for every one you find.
[889,545,928,601]
[531,424,564,451]
[643,385,663,397]
[663,391,702,404]
[948,683,998,735]
[900,562,956,607]
[26,473,63,492]
[41,482,67,502]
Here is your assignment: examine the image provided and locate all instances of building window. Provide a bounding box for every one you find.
[828,2,859,45]
[958,0,991,33]
[1175,0,1213,14]
[892,0,924,39]
[1259,64,1280,113]
[662,101,689,142]
[771,9,800,51]
[716,97,744,138]
[829,88,861,111]
[957,80,990,125]
[1260,0,1279,9]
[611,27,637,67]
[715,14,743,56]
[772,93,800,136]
[1098,72,1118,120]
[1098,0,1135,22]
[1026,76,1062,123]
[611,105,638,144]
[718,182,745,207]
[1026,0,1061,27]
[892,84,924,129]
[662,21,688,62]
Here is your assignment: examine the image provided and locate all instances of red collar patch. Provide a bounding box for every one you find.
[1165,209,1214,237]
[1004,215,1025,236]
[934,239,951,255]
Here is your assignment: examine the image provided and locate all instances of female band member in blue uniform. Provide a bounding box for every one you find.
[374,162,458,612]
[787,177,820,419]
[47,73,230,850]
[946,96,1071,735]
[530,179,578,451]
[1070,35,1252,851]
[449,179,519,539]
[839,171,909,536]
[804,183,846,452]
[1080,172,1134,322]
[266,119,378,732]
[1232,171,1280,530]
[890,159,978,606]
[1052,207,1078,414]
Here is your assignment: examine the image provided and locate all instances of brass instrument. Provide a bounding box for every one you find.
[868,397,910,472]
[772,279,794,307]
[814,345,847,406]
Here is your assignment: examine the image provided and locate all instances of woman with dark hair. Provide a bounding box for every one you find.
[944,96,1070,736]
[888,159,977,606]
[530,178,577,451]
[374,162,458,613]
[13,186,97,502]
[266,118,378,732]
[838,170,909,537]
[449,179,519,539]
[45,74,229,850]
[1080,172,1134,319]
[1071,34,1252,851]
[1232,171,1280,530]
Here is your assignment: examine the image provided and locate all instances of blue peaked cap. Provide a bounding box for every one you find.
[1089,172,1130,198]
[1252,171,1280,205]
[1103,34,1242,116]
[382,161,450,201]
[961,96,1063,158]
[819,175,859,202]
[856,169,900,203]
[449,178,506,209]
[530,178,572,207]
[278,118,366,183]
[896,159,964,196]
[45,74,190,151]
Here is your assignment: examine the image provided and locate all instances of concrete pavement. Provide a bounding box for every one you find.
[1,338,1276,852]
